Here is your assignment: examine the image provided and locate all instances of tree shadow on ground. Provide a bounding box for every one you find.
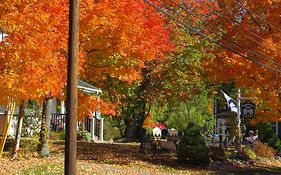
[75,142,205,171]
[54,141,281,174]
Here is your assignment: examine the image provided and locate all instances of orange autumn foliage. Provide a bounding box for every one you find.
[143,113,156,128]
[0,0,174,118]
[77,92,116,121]
[0,0,70,103]
[198,0,281,123]
[81,0,174,83]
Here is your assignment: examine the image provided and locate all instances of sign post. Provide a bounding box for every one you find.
[237,88,242,150]
[236,89,257,150]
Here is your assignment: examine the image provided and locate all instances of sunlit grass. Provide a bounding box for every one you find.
[21,163,63,175]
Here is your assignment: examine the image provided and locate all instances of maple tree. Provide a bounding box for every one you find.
[182,0,281,124]
[150,86,214,132]
[77,91,116,121]
[93,25,212,139]
[78,0,177,138]
[0,0,71,157]
[0,0,179,143]
[0,0,69,103]
[1,0,175,113]
[80,0,174,83]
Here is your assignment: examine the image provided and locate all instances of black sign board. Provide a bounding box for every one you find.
[241,101,255,118]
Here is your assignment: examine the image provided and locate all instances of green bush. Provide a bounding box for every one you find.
[104,126,121,141]
[255,123,281,153]
[21,138,40,156]
[10,138,40,158]
[176,124,210,166]
[103,117,122,141]
[77,127,91,142]
[243,145,257,160]
[236,149,251,161]
[143,127,154,139]
[49,131,65,140]
[226,146,256,161]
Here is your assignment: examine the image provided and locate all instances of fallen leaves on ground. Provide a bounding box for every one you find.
[1,141,281,174]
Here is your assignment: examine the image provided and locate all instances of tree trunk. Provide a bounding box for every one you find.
[12,100,25,159]
[124,117,139,140]
[124,102,149,141]
[123,71,151,141]
[38,97,52,157]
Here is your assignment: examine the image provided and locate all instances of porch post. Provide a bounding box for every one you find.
[90,117,95,141]
[100,118,104,141]
[52,97,56,114]
[60,100,66,114]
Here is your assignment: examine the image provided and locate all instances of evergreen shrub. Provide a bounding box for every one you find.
[255,123,281,153]
[176,124,210,166]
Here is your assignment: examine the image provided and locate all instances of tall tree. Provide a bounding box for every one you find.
[80,0,174,83]
[191,0,281,124]
[92,27,212,140]
[0,0,69,102]
[37,98,52,157]
[79,0,176,139]
[12,100,25,159]
[0,0,69,157]
[0,0,177,143]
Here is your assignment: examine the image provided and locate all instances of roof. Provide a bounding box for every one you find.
[155,122,167,129]
[78,80,102,95]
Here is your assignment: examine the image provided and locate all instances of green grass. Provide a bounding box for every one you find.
[21,163,63,175]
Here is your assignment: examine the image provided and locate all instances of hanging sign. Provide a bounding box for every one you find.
[241,100,255,118]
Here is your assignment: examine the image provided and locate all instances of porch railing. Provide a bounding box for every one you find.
[50,113,66,131]
[50,113,101,139]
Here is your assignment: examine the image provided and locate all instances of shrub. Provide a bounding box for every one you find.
[236,149,250,161]
[77,127,91,142]
[104,126,121,141]
[254,123,281,153]
[209,146,226,161]
[5,138,40,158]
[252,141,276,158]
[103,117,122,141]
[243,145,257,160]
[21,138,40,156]
[228,146,256,161]
[145,127,153,137]
[3,138,15,151]
[176,124,210,166]
[49,131,65,140]
[22,102,42,137]
[140,127,158,153]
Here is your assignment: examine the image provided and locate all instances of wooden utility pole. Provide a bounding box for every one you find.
[65,0,79,174]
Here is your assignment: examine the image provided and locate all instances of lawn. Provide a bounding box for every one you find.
[1,141,281,175]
